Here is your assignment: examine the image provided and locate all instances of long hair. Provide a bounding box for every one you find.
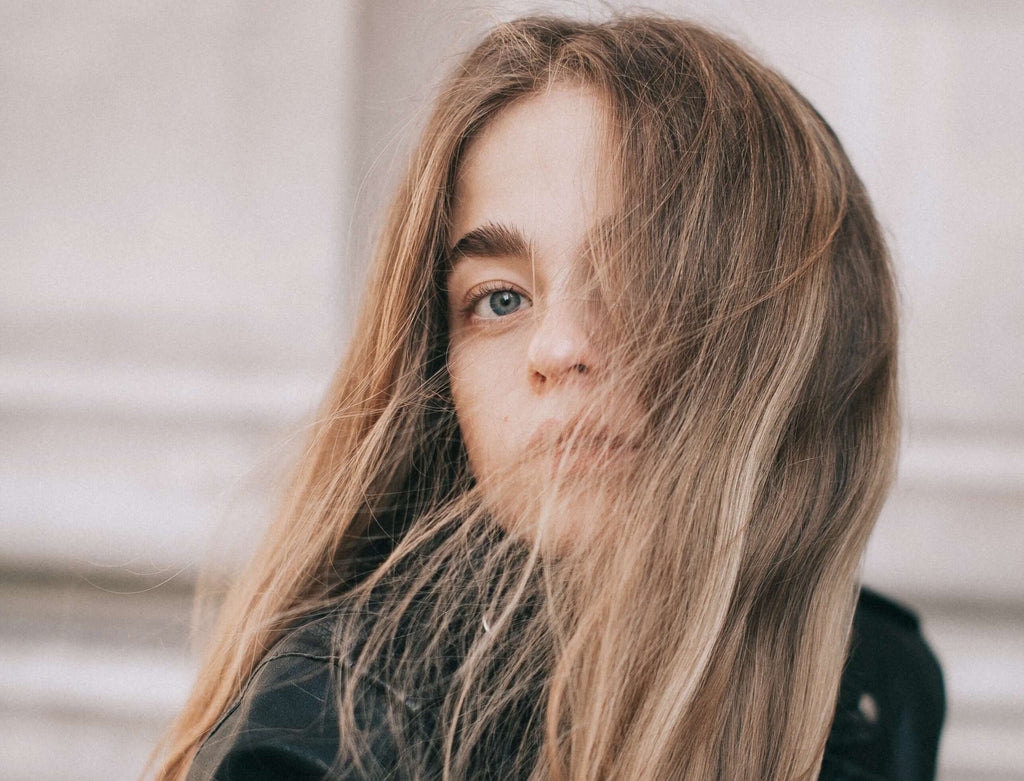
[153,14,898,780]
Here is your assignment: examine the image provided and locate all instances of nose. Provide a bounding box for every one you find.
[526,298,600,390]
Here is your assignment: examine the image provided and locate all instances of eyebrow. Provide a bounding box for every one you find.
[445,215,620,272]
[447,222,532,268]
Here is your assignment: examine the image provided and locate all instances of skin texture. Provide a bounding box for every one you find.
[446,85,640,541]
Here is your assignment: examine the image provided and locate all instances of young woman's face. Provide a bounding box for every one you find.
[446,85,641,537]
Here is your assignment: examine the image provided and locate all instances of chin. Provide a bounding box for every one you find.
[469,441,632,555]
[484,480,610,559]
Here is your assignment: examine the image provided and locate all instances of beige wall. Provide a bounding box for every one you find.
[1,2,357,777]
[1,2,1020,778]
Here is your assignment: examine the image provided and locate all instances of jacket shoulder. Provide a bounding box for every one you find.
[821,587,946,781]
[856,587,921,632]
[186,609,433,781]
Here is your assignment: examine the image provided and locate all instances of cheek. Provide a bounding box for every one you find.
[448,337,522,479]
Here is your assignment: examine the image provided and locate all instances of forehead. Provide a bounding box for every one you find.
[450,85,618,251]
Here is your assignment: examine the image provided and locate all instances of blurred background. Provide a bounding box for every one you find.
[1,1,1021,778]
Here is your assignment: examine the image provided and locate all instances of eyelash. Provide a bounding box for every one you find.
[461,280,532,320]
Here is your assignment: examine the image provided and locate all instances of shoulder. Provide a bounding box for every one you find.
[821,587,946,781]
[849,587,945,721]
[186,608,436,781]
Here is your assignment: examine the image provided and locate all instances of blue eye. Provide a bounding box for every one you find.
[471,287,532,319]
[489,290,521,316]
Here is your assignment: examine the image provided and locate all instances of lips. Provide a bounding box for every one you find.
[528,417,634,455]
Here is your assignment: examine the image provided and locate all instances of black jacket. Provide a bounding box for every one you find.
[188,588,944,780]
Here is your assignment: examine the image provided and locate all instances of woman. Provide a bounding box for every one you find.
[154,14,943,780]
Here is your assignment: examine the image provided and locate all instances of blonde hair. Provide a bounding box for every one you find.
[153,14,898,780]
